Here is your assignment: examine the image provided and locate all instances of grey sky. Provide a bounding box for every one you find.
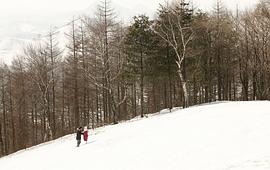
[0,0,260,36]
[0,0,260,64]
[0,0,260,27]
[0,0,259,16]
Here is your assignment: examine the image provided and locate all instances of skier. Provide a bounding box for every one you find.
[76,127,84,147]
[83,126,88,144]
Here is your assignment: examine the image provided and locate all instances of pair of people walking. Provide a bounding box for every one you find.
[76,127,88,147]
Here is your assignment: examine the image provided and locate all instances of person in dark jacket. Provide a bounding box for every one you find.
[76,127,84,147]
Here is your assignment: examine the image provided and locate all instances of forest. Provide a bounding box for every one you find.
[1,0,270,156]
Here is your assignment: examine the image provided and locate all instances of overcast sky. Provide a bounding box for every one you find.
[0,0,260,38]
[0,0,260,64]
[0,0,259,17]
[0,0,260,32]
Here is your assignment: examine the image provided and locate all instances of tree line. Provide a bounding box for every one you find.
[1,0,270,157]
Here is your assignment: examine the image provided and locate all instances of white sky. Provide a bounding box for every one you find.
[0,0,260,37]
[0,0,260,33]
[0,0,259,16]
[0,0,260,64]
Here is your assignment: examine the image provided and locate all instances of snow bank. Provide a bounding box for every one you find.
[1,101,270,170]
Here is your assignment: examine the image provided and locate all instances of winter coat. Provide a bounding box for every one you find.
[83,131,88,141]
[76,130,83,140]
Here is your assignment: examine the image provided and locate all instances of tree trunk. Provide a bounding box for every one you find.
[2,76,8,154]
[140,50,144,117]
[177,67,189,108]
[0,121,4,156]
[8,71,15,152]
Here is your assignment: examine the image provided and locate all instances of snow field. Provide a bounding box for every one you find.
[1,101,270,170]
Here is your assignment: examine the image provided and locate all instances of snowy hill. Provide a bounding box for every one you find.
[1,101,270,170]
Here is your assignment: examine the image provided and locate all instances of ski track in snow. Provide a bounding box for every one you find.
[1,101,270,170]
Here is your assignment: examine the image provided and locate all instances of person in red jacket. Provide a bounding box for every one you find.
[83,126,88,144]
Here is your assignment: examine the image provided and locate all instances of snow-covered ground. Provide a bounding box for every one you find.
[1,101,270,170]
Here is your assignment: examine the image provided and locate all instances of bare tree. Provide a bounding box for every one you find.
[24,44,54,141]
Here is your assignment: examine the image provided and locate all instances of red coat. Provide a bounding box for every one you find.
[83,131,88,141]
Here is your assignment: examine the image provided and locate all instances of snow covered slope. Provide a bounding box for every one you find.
[1,101,270,170]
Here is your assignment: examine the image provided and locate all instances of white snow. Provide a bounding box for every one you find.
[1,101,270,170]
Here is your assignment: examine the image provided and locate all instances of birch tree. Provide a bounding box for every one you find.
[153,1,193,107]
